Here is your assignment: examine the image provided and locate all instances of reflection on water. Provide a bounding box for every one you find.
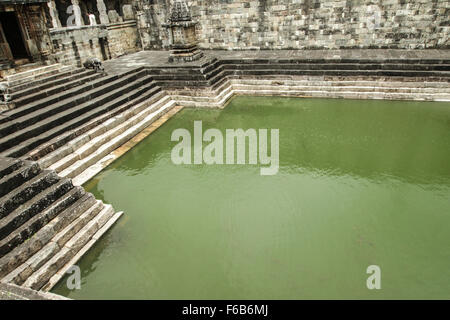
[53,97,450,299]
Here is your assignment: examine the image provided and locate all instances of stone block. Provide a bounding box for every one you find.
[123,5,135,20]
[108,10,122,23]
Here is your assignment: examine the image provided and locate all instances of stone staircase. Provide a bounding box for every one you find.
[0,157,122,291]
[2,64,75,89]
[145,56,450,90]
[148,57,222,89]
[1,64,80,112]
[215,57,450,80]
[0,62,180,293]
[0,66,175,161]
[143,56,450,106]
[167,76,450,108]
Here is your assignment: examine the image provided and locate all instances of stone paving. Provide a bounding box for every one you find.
[103,50,212,74]
[0,282,68,300]
[104,49,450,75]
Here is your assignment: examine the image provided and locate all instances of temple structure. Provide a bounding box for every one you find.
[0,0,53,73]
[1,0,449,76]
[163,0,203,63]
[0,0,140,77]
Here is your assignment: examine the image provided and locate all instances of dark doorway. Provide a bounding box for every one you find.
[0,12,29,59]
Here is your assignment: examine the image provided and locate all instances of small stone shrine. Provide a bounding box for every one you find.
[163,0,203,63]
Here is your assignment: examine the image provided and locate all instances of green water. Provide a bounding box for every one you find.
[52,97,450,300]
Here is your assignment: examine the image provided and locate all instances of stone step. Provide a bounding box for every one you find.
[1,196,100,286]
[8,69,95,100]
[8,62,43,73]
[227,74,450,85]
[151,73,207,81]
[207,68,450,87]
[220,63,450,72]
[219,58,450,65]
[0,162,41,198]
[149,62,223,89]
[149,61,450,89]
[0,171,59,220]
[5,64,71,86]
[230,83,450,95]
[0,282,69,300]
[230,87,450,101]
[233,78,450,89]
[0,186,91,278]
[5,66,75,90]
[220,68,450,78]
[170,81,232,103]
[147,59,218,78]
[13,71,103,108]
[204,63,225,80]
[60,97,175,183]
[0,178,74,243]
[200,58,220,75]
[28,85,164,163]
[44,90,167,172]
[0,183,83,258]
[49,197,101,255]
[42,209,123,292]
[166,76,230,97]
[0,158,23,178]
[23,204,116,291]
[168,75,450,99]
[6,67,86,94]
[0,75,155,157]
[0,68,145,134]
[170,78,450,107]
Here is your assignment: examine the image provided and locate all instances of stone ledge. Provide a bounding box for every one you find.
[49,25,108,35]
[106,20,137,30]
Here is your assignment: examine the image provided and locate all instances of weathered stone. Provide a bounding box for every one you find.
[24,247,73,290]
[108,10,122,24]
[26,242,60,271]
[163,0,204,63]
[137,0,450,50]
[122,5,135,21]
[96,0,110,24]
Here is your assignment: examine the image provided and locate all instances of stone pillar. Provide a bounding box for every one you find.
[71,0,84,26]
[96,0,110,24]
[47,0,62,28]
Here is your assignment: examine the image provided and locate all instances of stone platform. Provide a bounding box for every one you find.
[103,49,450,75]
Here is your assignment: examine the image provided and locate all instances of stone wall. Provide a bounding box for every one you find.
[49,25,111,66]
[107,21,141,58]
[135,0,170,49]
[49,20,141,66]
[137,0,450,50]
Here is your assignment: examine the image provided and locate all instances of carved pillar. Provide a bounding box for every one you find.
[47,0,62,28]
[71,0,84,26]
[96,0,110,24]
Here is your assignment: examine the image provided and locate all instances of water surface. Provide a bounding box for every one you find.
[53,97,450,299]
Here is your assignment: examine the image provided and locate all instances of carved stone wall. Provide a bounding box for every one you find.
[137,0,450,50]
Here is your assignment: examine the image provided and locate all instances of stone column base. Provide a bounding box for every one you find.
[168,44,204,63]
